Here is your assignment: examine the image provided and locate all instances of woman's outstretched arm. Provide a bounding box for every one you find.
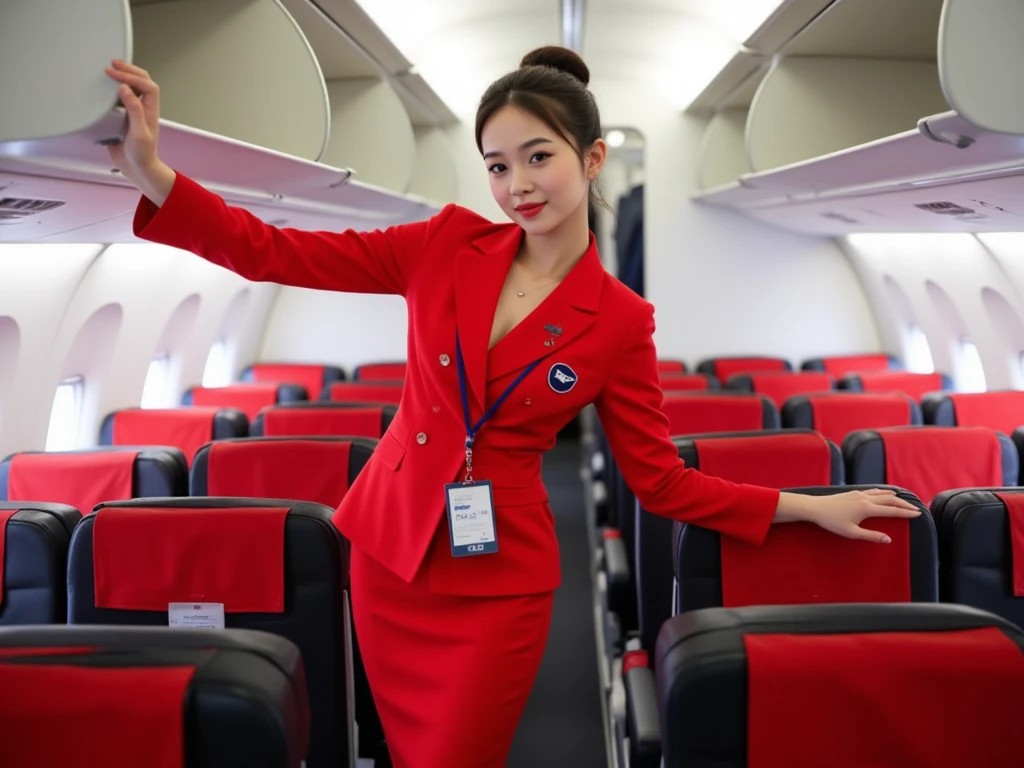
[105,59,451,296]
[593,303,920,546]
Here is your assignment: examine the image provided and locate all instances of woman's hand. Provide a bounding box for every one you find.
[776,489,922,544]
[104,59,176,206]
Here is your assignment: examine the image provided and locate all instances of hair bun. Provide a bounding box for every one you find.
[520,46,590,87]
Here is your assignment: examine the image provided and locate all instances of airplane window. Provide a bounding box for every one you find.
[141,353,171,408]
[202,340,231,388]
[957,339,987,393]
[45,376,84,452]
[905,324,934,374]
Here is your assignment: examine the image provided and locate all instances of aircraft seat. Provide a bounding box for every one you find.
[0,446,188,514]
[190,435,382,763]
[635,430,842,654]
[931,488,1024,629]
[725,371,835,408]
[0,625,309,767]
[67,497,352,768]
[353,361,406,381]
[251,402,397,439]
[100,407,248,466]
[844,426,1018,505]
[673,484,936,613]
[839,370,953,402]
[801,353,901,377]
[0,502,81,625]
[182,383,308,421]
[659,373,720,392]
[651,603,1024,768]
[602,394,779,637]
[922,390,1024,437]
[782,392,921,446]
[695,356,791,381]
[324,381,403,404]
[241,362,346,400]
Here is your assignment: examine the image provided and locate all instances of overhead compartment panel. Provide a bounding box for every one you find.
[1,0,131,143]
[0,0,442,243]
[690,0,1024,235]
[746,57,949,173]
[131,0,331,162]
[696,108,750,192]
[322,78,417,193]
[938,0,1024,135]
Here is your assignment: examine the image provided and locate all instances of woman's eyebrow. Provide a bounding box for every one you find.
[483,137,553,160]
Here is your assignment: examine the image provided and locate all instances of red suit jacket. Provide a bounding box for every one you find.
[134,173,780,596]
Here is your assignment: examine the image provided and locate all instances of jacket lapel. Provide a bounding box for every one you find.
[487,232,604,383]
[453,225,522,415]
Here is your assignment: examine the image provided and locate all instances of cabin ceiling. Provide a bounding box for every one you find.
[353,0,786,114]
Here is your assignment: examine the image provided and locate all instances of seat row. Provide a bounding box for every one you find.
[2,599,1019,767]
[0,435,384,768]
[658,351,904,379]
[101,401,399,467]
[593,426,1024,768]
[241,359,407,387]
[598,388,1024,542]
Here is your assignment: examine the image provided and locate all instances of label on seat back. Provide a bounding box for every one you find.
[168,602,225,629]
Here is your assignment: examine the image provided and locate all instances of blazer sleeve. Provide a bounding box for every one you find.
[132,171,456,296]
[593,303,779,546]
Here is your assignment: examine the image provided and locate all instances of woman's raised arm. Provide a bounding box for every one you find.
[105,59,451,296]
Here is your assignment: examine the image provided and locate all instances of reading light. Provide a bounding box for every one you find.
[606,130,626,148]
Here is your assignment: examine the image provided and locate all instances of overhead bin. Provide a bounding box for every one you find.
[689,0,1024,235]
[0,0,446,244]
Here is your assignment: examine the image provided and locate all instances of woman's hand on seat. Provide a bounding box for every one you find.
[777,489,922,543]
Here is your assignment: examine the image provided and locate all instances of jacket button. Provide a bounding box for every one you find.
[416,432,428,445]
[439,354,451,366]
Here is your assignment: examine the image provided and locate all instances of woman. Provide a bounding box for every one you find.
[106,45,920,767]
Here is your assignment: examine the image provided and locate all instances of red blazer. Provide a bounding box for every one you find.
[134,173,780,596]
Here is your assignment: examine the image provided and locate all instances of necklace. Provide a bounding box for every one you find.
[512,260,562,298]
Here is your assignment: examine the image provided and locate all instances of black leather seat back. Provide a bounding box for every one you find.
[636,430,842,654]
[0,502,81,625]
[672,485,937,614]
[67,498,351,768]
[655,603,1024,768]
[0,446,188,504]
[931,488,1024,630]
[250,402,397,438]
[0,625,309,767]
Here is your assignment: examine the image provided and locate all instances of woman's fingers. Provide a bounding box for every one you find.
[846,524,893,544]
[110,59,152,79]
[859,488,921,512]
[106,68,158,96]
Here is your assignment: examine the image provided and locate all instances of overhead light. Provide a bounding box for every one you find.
[606,130,625,148]
[561,0,585,52]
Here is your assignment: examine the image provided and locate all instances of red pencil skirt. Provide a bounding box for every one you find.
[350,545,555,768]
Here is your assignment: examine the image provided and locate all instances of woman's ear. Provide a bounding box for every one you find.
[584,138,608,180]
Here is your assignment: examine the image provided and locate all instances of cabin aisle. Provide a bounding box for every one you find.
[508,436,607,767]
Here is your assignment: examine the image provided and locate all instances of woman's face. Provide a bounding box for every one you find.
[481,105,603,235]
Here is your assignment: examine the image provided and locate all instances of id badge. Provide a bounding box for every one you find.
[445,480,498,557]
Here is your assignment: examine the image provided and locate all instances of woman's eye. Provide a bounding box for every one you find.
[488,164,506,174]
[531,152,550,163]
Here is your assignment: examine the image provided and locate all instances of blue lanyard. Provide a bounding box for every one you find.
[455,331,547,482]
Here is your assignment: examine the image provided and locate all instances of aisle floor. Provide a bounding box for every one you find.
[507,436,607,767]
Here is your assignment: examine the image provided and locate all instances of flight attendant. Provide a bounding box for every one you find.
[105,45,920,768]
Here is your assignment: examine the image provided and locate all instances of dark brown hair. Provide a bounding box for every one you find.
[475,46,610,213]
